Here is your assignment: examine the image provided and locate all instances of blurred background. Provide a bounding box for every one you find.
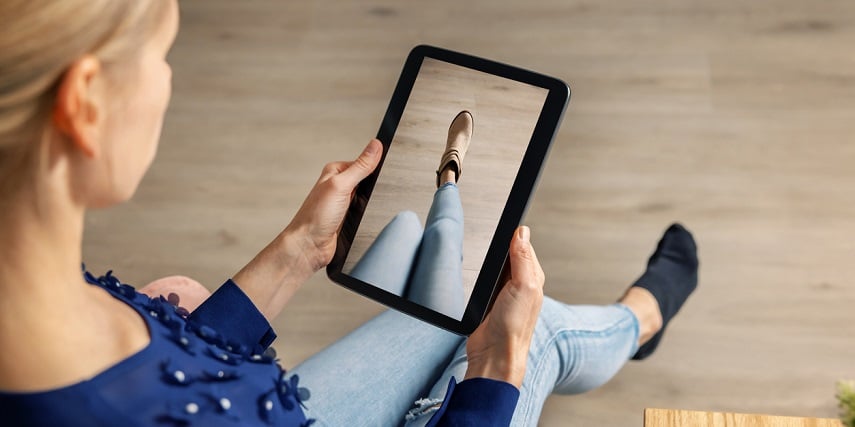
[83,0,855,425]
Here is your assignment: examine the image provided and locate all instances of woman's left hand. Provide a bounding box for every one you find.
[232,139,382,320]
[463,226,544,388]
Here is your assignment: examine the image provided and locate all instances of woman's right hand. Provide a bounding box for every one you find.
[464,226,545,388]
[231,140,382,321]
[283,139,383,272]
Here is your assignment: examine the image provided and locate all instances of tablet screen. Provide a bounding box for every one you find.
[341,57,550,320]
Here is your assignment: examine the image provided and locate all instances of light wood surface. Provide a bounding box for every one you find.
[82,0,855,425]
[644,408,844,427]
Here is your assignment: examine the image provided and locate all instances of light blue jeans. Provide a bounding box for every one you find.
[294,184,641,426]
[350,183,466,319]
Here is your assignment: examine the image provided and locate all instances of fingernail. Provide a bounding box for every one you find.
[365,140,379,155]
[519,226,530,242]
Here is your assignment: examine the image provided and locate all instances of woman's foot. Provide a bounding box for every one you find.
[619,223,698,360]
[619,287,662,346]
[436,110,474,188]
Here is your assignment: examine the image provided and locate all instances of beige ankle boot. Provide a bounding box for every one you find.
[436,110,474,188]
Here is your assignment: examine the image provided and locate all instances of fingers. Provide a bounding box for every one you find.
[335,139,383,188]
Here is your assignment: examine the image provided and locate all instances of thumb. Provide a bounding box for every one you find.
[509,226,536,283]
[339,139,382,186]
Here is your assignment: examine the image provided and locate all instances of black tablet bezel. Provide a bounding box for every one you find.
[327,45,570,335]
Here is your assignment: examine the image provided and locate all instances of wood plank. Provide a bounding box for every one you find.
[644,408,844,427]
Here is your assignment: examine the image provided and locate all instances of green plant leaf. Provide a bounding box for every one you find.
[838,380,855,427]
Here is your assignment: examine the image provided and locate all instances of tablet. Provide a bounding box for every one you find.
[327,45,570,335]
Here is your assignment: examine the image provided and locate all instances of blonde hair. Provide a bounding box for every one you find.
[0,0,170,192]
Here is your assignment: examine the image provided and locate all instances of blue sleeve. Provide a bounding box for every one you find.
[425,377,520,427]
[187,279,277,354]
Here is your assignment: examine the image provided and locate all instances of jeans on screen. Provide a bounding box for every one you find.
[350,183,465,319]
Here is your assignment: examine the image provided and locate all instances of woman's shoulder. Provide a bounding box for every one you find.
[0,270,312,427]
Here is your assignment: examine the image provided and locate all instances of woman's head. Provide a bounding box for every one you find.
[0,0,178,208]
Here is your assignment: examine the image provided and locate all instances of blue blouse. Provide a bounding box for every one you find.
[0,271,519,426]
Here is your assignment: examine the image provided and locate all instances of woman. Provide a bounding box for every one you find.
[0,1,698,426]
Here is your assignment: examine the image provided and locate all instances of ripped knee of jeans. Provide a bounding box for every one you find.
[404,397,444,421]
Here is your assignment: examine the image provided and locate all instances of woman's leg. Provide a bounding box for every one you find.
[509,299,639,425]
[349,210,424,296]
[404,110,472,319]
[405,183,466,319]
[292,309,463,426]
[406,224,698,426]
[403,296,640,427]
[294,209,463,426]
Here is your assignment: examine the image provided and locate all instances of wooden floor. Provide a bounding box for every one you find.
[82,1,855,425]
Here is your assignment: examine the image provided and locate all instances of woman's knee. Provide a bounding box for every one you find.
[389,210,423,236]
[139,275,211,313]
[422,217,461,245]
[534,298,637,395]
